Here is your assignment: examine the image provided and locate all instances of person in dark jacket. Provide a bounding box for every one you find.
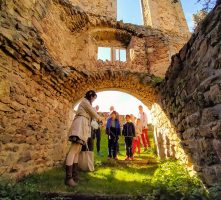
[122,115,135,160]
[106,111,121,160]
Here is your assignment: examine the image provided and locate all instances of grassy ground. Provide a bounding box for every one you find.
[0,128,211,199]
[24,128,159,195]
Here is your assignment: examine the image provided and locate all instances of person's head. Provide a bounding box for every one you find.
[95,105,99,111]
[110,111,117,120]
[110,106,114,112]
[130,114,135,120]
[85,90,97,104]
[138,105,143,113]
[126,114,131,122]
[136,118,141,125]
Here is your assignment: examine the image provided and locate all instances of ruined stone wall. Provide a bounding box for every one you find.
[36,1,173,77]
[141,0,189,36]
[160,3,221,186]
[0,0,79,178]
[0,51,74,178]
[69,0,117,20]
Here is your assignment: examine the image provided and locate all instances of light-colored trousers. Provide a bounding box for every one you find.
[66,143,82,166]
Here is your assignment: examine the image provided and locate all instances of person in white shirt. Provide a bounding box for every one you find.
[138,105,150,150]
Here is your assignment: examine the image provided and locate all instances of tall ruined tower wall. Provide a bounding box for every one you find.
[141,0,189,36]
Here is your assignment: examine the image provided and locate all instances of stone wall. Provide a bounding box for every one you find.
[0,51,74,178]
[141,0,189,37]
[36,1,173,77]
[69,0,117,20]
[159,3,221,186]
[151,104,192,168]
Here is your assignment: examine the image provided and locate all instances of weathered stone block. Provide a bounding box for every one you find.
[17,152,32,163]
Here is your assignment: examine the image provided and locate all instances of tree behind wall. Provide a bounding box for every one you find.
[192,10,208,29]
[171,0,219,10]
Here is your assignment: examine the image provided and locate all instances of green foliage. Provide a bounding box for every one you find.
[152,76,164,84]
[208,184,221,199]
[149,160,209,200]
[0,181,39,200]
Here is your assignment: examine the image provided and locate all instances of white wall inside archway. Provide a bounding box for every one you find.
[74,90,152,123]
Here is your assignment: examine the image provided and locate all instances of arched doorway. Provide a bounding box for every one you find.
[74,90,157,162]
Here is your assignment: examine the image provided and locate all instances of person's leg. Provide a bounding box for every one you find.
[72,144,82,182]
[144,128,151,147]
[87,137,94,151]
[125,137,130,158]
[141,130,147,149]
[108,137,112,158]
[96,129,101,153]
[129,138,133,158]
[112,138,119,159]
[132,138,136,155]
[138,137,141,155]
[65,143,81,187]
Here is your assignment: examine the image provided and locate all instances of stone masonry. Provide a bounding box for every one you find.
[69,0,117,20]
[159,3,221,186]
[141,0,189,36]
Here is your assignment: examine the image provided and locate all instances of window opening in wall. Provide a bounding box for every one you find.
[98,47,127,62]
[115,48,126,62]
[97,47,111,61]
[117,0,143,25]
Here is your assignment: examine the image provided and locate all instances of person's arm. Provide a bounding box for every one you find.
[106,119,110,135]
[118,121,121,136]
[82,99,100,120]
[106,127,110,135]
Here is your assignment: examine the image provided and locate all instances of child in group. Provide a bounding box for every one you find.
[106,111,121,160]
[122,115,135,160]
[132,118,142,157]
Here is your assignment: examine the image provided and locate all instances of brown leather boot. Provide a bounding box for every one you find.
[65,165,77,187]
[72,163,79,182]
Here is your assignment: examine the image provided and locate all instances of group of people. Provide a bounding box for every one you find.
[105,105,150,161]
[64,90,150,187]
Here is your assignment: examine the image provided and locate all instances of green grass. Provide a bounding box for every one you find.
[0,128,211,199]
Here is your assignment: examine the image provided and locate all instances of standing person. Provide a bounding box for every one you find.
[130,114,136,124]
[138,105,150,150]
[106,111,121,160]
[108,106,115,117]
[132,119,142,156]
[65,90,101,187]
[93,105,103,156]
[122,115,135,160]
[82,106,100,152]
[107,106,120,156]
